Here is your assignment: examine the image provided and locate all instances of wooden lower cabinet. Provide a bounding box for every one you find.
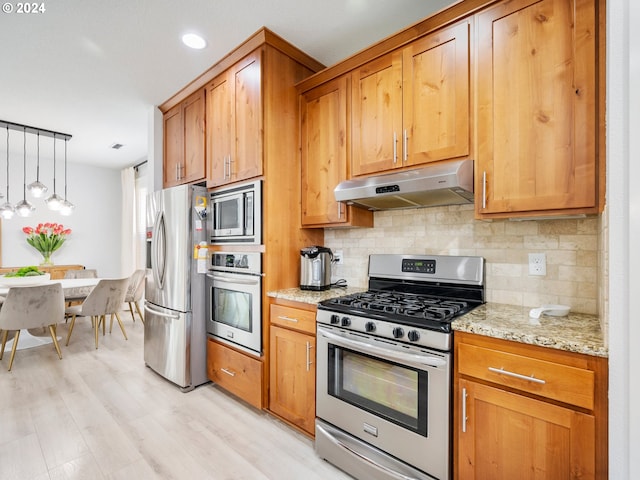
[458,378,596,479]
[454,331,608,479]
[206,338,263,410]
[268,302,317,436]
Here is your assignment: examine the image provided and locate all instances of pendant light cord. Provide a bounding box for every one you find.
[36,131,40,181]
[5,126,9,200]
[52,133,56,193]
[64,138,67,199]
[22,127,26,198]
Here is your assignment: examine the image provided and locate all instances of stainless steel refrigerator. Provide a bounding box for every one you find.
[144,184,209,391]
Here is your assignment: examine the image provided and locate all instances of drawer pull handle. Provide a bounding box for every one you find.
[220,368,236,377]
[488,366,546,384]
[277,315,299,323]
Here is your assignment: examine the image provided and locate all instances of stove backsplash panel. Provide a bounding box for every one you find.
[324,204,601,316]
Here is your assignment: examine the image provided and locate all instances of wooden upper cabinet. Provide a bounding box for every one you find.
[403,21,470,167]
[207,50,263,188]
[351,21,470,177]
[300,76,373,228]
[163,89,205,188]
[476,0,599,218]
[351,52,403,176]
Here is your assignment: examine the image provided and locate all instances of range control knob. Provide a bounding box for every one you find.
[341,317,351,327]
[392,327,404,339]
[365,321,376,333]
[407,330,420,342]
[330,314,340,325]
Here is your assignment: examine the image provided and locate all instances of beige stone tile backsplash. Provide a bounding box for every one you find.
[324,204,602,316]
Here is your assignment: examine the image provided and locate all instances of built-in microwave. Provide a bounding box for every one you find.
[209,180,261,244]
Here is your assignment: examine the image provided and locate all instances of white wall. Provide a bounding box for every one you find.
[608,0,638,477]
[1,160,123,278]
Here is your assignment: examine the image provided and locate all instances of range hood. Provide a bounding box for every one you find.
[334,159,474,211]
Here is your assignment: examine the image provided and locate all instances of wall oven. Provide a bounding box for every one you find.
[315,254,485,480]
[205,251,262,356]
[209,179,261,245]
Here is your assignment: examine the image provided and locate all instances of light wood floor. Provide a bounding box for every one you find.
[0,314,351,480]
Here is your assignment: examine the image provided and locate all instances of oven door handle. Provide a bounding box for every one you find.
[206,272,262,285]
[318,328,447,369]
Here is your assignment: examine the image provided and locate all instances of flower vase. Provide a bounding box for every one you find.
[40,252,54,266]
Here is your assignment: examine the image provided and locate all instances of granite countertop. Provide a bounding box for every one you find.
[453,303,608,358]
[267,286,366,305]
[267,288,608,358]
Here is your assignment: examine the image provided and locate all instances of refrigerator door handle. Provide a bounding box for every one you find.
[144,301,180,320]
[152,211,167,289]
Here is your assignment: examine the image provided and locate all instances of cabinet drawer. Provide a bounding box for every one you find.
[207,339,263,409]
[457,343,595,410]
[270,304,316,334]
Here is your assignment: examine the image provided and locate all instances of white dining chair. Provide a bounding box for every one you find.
[65,277,129,349]
[125,269,145,323]
[0,283,65,371]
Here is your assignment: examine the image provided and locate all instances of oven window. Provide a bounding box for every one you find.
[213,287,252,332]
[328,345,428,436]
[216,198,240,230]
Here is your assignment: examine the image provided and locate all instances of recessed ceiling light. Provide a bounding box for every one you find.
[182,33,206,50]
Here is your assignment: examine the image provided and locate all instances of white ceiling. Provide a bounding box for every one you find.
[1,0,454,170]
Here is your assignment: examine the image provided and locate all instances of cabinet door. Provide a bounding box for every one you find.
[269,325,316,435]
[206,72,233,187]
[300,76,350,226]
[351,52,403,176]
[232,51,263,182]
[182,89,206,184]
[403,21,470,166]
[476,0,597,216]
[163,104,183,187]
[458,379,595,479]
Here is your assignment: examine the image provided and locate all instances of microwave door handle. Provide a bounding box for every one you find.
[318,328,446,369]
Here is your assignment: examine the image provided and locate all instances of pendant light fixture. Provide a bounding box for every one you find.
[0,126,15,219]
[59,137,74,216]
[27,131,48,197]
[45,133,64,211]
[15,127,35,217]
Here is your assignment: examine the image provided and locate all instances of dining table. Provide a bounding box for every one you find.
[0,277,101,351]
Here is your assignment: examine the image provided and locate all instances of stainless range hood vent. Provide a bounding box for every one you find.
[334,159,474,211]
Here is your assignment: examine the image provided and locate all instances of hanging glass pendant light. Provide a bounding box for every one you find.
[27,131,48,197]
[15,127,35,217]
[0,126,16,219]
[59,137,74,216]
[45,133,63,211]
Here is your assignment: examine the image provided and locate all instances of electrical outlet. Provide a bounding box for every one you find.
[528,253,547,276]
[333,250,343,264]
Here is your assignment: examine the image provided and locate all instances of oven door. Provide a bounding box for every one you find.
[316,324,451,480]
[205,271,261,355]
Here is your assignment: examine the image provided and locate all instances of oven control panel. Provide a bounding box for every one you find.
[209,251,261,275]
[402,258,436,274]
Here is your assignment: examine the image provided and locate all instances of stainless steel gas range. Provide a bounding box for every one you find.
[315,254,485,480]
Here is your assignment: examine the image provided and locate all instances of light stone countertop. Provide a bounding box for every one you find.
[267,287,366,305]
[452,303,608,358]
[266,288,608,358]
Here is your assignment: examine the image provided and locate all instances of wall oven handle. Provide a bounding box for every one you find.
[143,302,180,320]
[206,272,262,285]
[319,328,446,369]
[316,422,418,480]
[488,366,546,384]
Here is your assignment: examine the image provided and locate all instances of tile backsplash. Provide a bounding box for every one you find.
[324,204,602,316]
